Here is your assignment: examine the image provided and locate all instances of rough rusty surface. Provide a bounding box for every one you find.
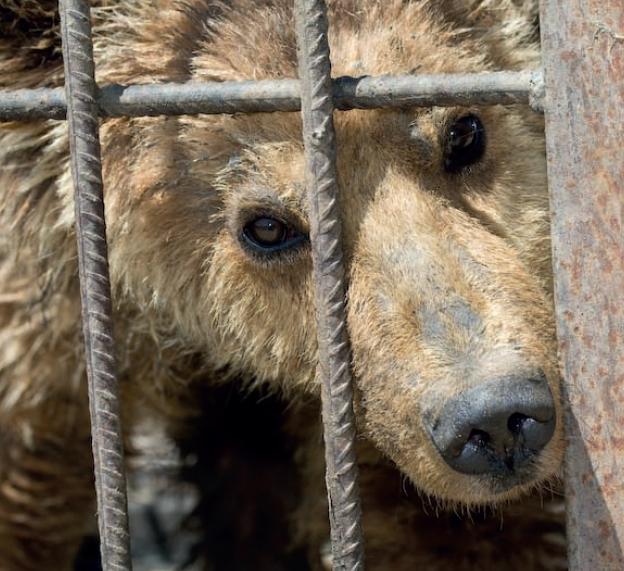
[0,70,545,121]
[294,0,364,569]
[59,0,132,569]
[540,0,624,568]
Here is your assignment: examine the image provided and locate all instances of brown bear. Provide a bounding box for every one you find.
[0,0,567,569]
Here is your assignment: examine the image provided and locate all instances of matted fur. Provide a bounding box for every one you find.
[0,1,566,569]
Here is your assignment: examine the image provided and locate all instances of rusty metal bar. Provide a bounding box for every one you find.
[59,0,132,569]
[295,1,364,569]
[540,0,624,569]
[0,69,544,121]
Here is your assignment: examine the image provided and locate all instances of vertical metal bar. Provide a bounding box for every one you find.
[59,1,132,569]
[540,1,624,569]
[294,1,364,569]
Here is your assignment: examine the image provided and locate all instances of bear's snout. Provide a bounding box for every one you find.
[426,374,556,485]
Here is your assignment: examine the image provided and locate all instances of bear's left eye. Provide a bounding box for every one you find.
[444,114,486,173]
[242,216,306,253]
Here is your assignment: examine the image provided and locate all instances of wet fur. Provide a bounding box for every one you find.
[0,1,566,569]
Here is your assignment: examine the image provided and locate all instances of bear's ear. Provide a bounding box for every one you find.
[436,0,541,69]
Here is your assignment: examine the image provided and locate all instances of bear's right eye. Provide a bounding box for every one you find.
[444,114,486,173]
[242,216,306,254]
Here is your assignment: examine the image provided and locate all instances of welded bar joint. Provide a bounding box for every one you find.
[294,0,365,570]
[0,69,545,121]
[59,0,132,569]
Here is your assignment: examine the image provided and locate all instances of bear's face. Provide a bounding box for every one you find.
[100,0,563,507]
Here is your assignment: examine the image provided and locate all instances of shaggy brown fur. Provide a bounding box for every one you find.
[0,0,567,569]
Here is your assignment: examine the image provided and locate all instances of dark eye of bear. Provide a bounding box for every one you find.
[444,114,486,173]
[242,216,305,253]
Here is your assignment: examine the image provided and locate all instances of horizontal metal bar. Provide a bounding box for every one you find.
[0,70,544,121]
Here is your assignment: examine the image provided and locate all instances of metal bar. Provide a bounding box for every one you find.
[59,1,132,569]
[0,87,67,120]
[294,1,364,570]
[0,70,544,121]
[540,0,624,569]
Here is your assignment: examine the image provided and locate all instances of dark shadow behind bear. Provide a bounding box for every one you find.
[75,384,310,571]
[176,384,309,571]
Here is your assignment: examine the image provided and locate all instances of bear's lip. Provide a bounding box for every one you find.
[480,464,540,494]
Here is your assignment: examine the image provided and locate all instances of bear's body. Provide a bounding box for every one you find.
[0,1,566,569]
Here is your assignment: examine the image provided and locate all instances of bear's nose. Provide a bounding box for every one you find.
[426,374,556,476]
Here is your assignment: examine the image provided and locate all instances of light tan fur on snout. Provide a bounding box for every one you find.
[0,0,566,569]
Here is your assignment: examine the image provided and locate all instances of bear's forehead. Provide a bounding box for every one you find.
[106,0,526,236]
[190,0,492,83]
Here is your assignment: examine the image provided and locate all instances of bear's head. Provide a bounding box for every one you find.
[96,0,564,506]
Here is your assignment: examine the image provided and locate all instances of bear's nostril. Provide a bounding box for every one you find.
[468,429,490,448]
[507,412,529,435]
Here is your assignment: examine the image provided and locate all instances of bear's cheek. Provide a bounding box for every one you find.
[346,292,442,485]
[202,235,319,389]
